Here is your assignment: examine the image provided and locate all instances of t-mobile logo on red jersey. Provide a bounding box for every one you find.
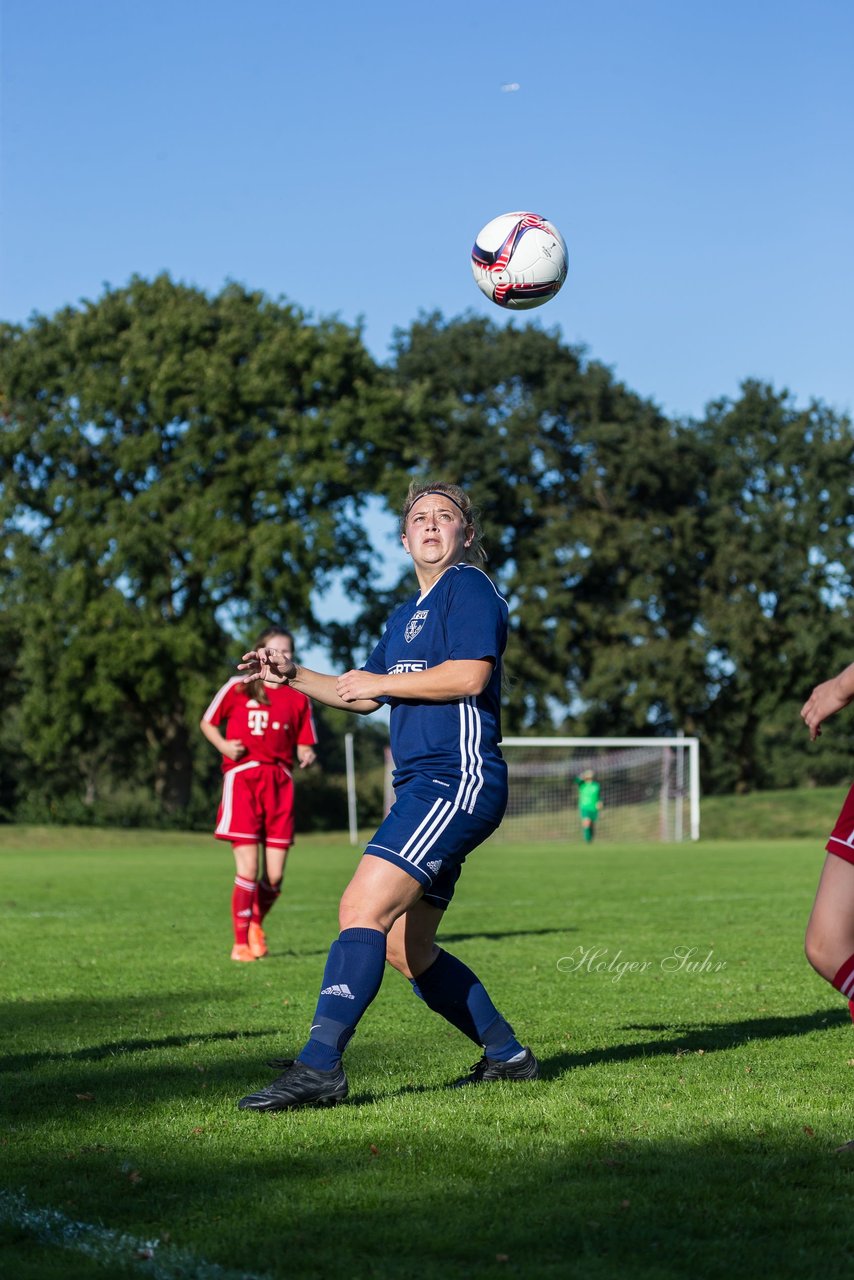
[248,709,269,735]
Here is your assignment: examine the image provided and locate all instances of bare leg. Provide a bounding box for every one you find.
[804,855,854,982]
[263,844,289,886]
[232,842,260,881]
[338,853,426,934]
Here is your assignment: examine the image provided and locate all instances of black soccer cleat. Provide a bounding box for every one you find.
[238,1060,348,1111]
[451,1046,540,1088]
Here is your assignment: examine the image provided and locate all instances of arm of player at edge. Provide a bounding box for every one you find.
[801,662,854,740]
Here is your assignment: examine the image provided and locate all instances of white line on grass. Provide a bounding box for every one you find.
[0,1190,270,1280]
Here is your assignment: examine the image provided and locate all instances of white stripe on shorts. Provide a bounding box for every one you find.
[398,798,456,868]
[215,759,260,837]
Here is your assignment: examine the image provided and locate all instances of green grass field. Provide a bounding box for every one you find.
[2,820,853,1279]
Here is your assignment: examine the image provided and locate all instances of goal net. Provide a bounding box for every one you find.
[497,737,700,843]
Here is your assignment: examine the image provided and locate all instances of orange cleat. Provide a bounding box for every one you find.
[230,944,256,963]
[248,923,268,959]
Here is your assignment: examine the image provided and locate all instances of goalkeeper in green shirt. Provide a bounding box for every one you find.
[573,769,602,843]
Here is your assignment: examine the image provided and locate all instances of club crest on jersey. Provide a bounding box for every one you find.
[404,610,429,643]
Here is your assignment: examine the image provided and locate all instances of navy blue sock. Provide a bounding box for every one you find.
[410,948,523,1060]
[298,927,387,1071]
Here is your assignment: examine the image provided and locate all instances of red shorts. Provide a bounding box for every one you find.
[826,781,854,865]
[215,760,295,849]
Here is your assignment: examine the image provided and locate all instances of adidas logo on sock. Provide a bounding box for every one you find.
[426,860,441,874]
[320,983,355,999]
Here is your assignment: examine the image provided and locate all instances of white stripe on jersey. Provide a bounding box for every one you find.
[202,676,242,723]
[304,702,319,748]
[453,699,485,814]
[463,699,485,811]
[215,758,260,836]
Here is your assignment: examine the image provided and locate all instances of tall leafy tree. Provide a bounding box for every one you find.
[694,382,853,790]
[2,294,850,819]
[0,276,395,812]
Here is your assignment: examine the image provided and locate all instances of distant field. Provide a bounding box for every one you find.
[700,786,845,840]
[2,823,853,1278]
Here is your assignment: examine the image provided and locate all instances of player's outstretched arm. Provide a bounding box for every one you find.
[336,658,493,706]
[238,648,381,715]
[801,662,854,741]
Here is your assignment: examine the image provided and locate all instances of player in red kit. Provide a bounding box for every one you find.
[201,629,318,962]
[802,661,854,1019]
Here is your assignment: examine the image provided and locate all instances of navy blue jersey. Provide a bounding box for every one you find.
[363,563,509,817]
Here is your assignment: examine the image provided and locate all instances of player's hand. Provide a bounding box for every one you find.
[298,747,317,769]
[238,647,297,685]
[801,675,853,741]
[222,739,247,762]
[336,668,382,703]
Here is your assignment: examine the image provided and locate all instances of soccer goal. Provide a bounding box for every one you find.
[498,736,700,843]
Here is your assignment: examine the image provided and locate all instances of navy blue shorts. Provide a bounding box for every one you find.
[364,784,504,908]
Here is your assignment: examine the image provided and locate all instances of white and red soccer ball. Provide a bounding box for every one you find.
[471,211,568,310]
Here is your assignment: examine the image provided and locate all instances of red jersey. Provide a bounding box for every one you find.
[203,678,317,774]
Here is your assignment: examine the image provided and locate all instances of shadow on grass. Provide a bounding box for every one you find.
[8,1008,848,1117]
[0,1028,278,1075]
[438,925,576,944]
[537,1007,851,1079]
[4,1121,854,1280]
[258,925,576,962]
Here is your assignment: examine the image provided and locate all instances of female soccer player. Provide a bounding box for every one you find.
[236,482,538,1109]
[802,661,854,1015]
[200,628,317,962]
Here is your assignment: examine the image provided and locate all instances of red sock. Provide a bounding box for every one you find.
[831,953,854,1007]
[231,876,256,945]
[252,877,281,925]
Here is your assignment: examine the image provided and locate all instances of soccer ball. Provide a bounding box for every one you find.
[471,211,568,310]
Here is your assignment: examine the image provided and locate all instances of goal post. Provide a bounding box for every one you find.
[498,736,700,843]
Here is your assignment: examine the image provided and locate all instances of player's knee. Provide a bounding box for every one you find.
[804,930,822,974]
[338,897,394,935]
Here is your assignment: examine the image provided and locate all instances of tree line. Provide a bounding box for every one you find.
[0,276,851,828]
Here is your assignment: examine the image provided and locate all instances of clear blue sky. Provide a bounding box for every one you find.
[2,0,852,425]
